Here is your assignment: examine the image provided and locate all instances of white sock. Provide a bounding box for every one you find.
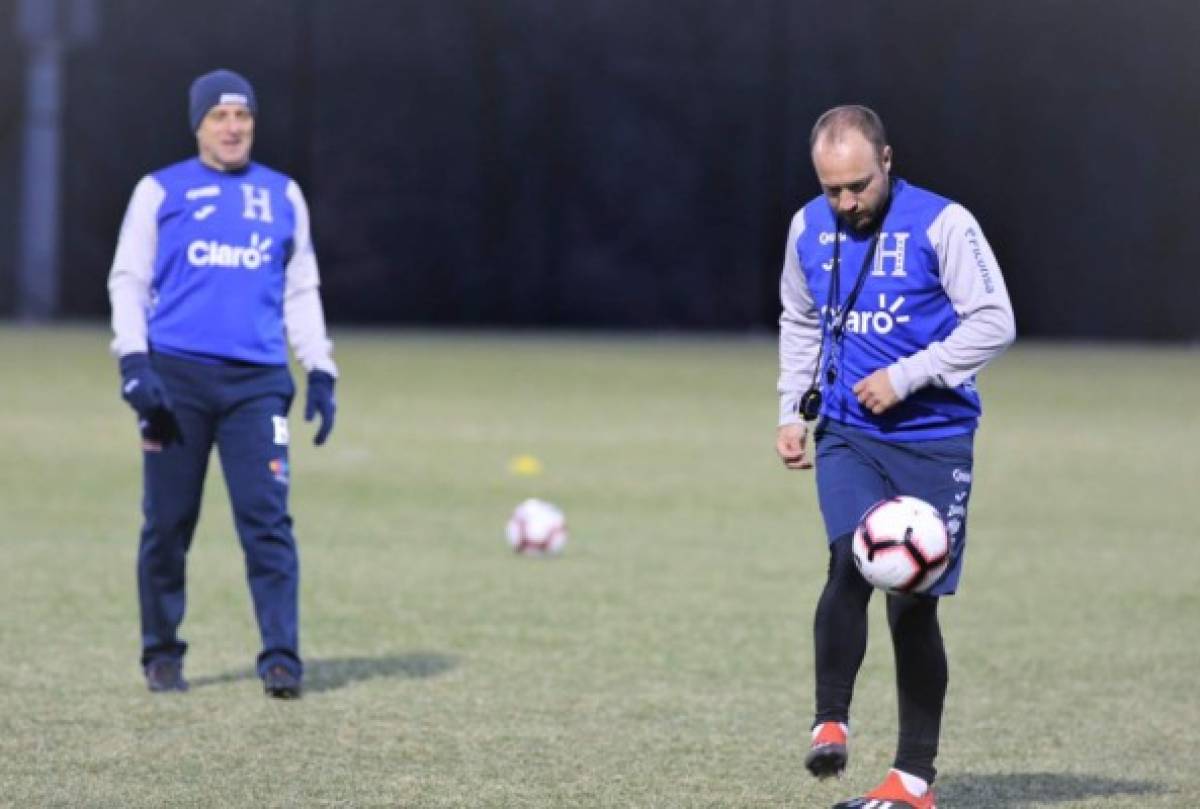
[893,768,929,797]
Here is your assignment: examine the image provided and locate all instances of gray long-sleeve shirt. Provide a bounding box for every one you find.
[778,201,1015,427]
[108,170,337,375]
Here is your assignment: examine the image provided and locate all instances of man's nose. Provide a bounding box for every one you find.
[837,191,858,213]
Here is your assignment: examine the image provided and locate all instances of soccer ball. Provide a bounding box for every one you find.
[852,495,950,594]
[505,498,568,557]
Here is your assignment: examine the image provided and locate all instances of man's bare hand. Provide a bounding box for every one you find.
[776,422,813,470]
[853,369,900,415]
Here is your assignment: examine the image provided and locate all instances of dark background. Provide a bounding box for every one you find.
[1,0,1197,338]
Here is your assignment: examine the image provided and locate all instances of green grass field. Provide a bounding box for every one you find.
[0,325,1196,808]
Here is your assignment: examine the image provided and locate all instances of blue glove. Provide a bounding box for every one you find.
[304,370,336,446]
[119,353,184,447]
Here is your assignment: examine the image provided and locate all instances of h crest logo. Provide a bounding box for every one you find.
[241,184,273,223]
[872,232,909,277]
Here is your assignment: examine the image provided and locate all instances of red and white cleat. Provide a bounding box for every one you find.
[804,721,849,779]
[832,769,937,809]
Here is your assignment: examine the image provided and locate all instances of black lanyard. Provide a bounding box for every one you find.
[798,198,893,421]
[827,226,882,343]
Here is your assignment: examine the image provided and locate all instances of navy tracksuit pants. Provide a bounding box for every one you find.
[137,353,301,679]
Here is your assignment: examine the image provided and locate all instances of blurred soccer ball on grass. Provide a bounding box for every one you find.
[505,498,567,557]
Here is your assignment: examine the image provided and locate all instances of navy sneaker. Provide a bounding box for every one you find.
[263,664,302,699]
[145,659,189,693]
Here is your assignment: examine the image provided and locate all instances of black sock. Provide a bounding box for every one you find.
[887,593,947,784]
[813,533,874,724]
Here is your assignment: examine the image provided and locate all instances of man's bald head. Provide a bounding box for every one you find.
[810,105,889,161]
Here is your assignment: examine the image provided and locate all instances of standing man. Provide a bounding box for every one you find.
[776,105,1015,808]
[109,69,338,699]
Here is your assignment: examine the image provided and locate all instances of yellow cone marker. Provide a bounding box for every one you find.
[508,454,544,476]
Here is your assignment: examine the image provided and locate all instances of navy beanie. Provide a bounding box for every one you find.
[188,69,257,131]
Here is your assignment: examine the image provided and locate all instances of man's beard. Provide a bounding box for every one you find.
[839,209,879,233]
[838,186,891,233]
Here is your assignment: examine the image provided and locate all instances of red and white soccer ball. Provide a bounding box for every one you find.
[506,498,568,557]
[852,495,951,594]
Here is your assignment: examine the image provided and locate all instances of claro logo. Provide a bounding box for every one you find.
[823,293,911,336]
[188,233,273,270]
